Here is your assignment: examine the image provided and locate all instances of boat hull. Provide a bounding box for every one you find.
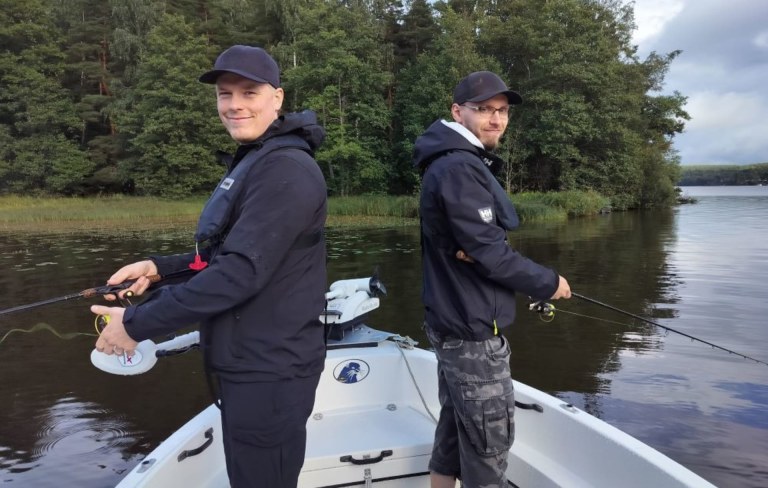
[117,335,716,488]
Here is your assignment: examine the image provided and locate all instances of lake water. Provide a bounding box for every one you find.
[1,186,766,487]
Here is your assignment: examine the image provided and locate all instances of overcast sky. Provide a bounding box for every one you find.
[631,0,768,165]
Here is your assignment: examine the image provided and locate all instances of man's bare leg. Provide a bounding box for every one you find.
[431,472,457,488]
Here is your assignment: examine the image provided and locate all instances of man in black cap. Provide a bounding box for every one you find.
[91,45,328,488]
[413,71,571,487]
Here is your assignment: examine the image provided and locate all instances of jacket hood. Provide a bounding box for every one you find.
[413,120,481,170]
[226,110,325,169]
[413,119,506,174]
[263,110,326,152]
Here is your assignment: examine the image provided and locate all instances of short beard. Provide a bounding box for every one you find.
[483,140,499,151]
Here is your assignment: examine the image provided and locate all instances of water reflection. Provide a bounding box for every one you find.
[0,397,137,484]
[1,189,767,487]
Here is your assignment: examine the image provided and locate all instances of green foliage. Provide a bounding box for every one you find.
[328,189,607,223]
[478,0,685,207]
[392,0,439,70]
[7,135,94,194]
[329,195,419,218]
[0,0,689,208]
[0,192,607,234]
[512,190,610,217]
[0,195,202,233]
[113,14,231,197]
[679,162,768,186]
[390,5,496,193]
[0,0,93,194]
[277,0,393,195]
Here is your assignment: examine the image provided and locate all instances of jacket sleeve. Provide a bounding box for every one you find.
[437,163,559,300]
[149,253,196,276]
[123,153,323,341]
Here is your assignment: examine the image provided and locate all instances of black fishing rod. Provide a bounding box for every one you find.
[0,275,161,318]
[572,292,768,367]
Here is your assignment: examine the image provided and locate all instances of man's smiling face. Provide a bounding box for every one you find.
[451,94,510,150]
[216,73,284,143]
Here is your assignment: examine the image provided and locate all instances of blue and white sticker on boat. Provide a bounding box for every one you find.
[333,359,370,384]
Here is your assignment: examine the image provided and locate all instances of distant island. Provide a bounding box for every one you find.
[679,162,768,186]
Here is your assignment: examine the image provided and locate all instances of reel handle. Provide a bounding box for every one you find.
[90,332,200,375]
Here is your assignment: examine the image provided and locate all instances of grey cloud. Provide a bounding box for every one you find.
[635,0,768,164]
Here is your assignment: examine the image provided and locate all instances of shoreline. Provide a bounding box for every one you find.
[0,191,612,235]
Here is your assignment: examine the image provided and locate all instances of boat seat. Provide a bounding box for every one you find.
[300,404,435,487]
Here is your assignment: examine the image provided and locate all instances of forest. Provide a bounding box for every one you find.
[0,0,688,209]
[679,163,768,186]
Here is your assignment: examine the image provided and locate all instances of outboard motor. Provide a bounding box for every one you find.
[321,276,387,340]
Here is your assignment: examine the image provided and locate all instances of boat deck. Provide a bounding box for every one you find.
[301,404,435,487]
[115,330,718,488]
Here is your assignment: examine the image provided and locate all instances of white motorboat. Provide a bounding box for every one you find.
[93,277,717,488]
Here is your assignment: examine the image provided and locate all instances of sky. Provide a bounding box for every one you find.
[630,0,768,165]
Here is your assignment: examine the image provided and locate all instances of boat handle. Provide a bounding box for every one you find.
[178,428,214,462]
[515,401,543,413]
[340,450,393,465]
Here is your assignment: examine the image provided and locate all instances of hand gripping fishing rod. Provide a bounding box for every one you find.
[572,292,768,367]
[93,274,385,375]
[0,275,162,317]
[91,331,200,375]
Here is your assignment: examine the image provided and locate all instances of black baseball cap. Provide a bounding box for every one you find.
[453,71,522,105]
[199,45,280,87]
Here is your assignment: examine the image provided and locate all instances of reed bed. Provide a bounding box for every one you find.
[328,195,419,218]
[511,190,610,218]
[0,190,608,234]
[0,195,203,223]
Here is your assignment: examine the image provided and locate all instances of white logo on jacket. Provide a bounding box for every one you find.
[220,178,234,190]
[478,207,493,223]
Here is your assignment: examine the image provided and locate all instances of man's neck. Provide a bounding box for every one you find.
[440,120,486,150]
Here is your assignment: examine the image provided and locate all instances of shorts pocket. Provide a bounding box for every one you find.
[459,378,515,456]
[487,335,511,362]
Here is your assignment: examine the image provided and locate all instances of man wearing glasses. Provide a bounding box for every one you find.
[413,71,571,487]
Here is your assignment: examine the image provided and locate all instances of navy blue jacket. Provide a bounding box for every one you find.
[414,120,558,340]
[123,111,327,381]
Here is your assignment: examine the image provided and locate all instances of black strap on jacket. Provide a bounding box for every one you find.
[195,135,311,244]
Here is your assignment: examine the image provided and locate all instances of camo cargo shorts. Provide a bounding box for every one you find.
[424,325,515,488]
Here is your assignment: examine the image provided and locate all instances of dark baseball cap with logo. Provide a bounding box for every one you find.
[199,45,280,87]
[453,71,522,105]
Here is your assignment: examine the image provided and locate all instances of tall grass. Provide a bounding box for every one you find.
[329,190,609,224]
[0,190,609,233]
[511,190,610,221]
[0,195,203,232]
[328,195,419,218]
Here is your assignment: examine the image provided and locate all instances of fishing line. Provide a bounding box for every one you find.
[571,292,768,367]
[554,308,637,328]
[530,301,643,328]
[0,323,97,348]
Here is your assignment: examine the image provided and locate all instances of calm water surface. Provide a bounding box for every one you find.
[0,186,766,487]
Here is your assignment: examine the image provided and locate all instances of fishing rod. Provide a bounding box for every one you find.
[570,292,768,367]
[92,274,382,376]
[0,275,161,318]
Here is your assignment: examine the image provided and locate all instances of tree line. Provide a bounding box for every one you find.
[0,0,688,208]
[679,163,768,186]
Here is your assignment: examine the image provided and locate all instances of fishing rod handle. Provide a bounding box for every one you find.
[82,274,162,298]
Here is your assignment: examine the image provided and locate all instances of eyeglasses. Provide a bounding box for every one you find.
[460,104,511,117]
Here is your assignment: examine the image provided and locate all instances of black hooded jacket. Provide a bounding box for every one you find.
[123,111,327,381]
[414,120,558,340]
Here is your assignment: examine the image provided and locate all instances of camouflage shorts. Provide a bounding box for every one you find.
[425,325,515,488]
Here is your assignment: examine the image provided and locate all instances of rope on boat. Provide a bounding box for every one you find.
[390,335,439,424]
